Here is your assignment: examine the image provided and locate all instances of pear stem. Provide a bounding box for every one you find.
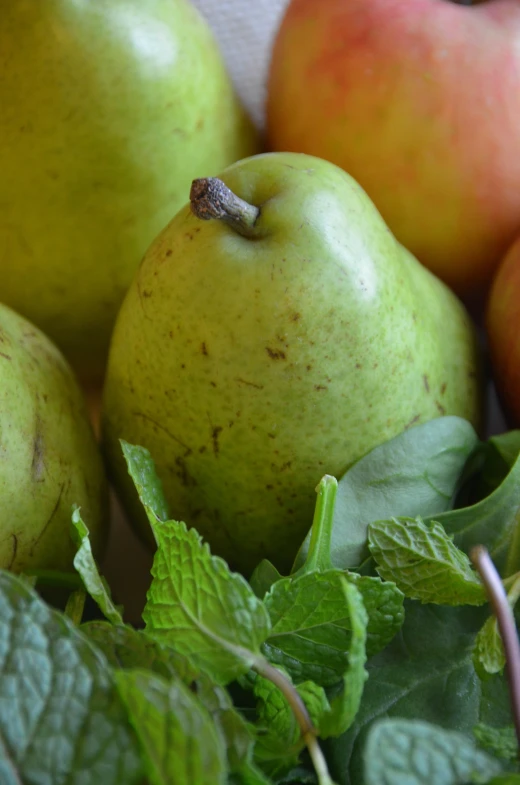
[190,177,260,238]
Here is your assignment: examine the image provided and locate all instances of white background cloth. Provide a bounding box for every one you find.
[191,0,289,130]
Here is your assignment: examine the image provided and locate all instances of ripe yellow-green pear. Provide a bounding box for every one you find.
[0,0,258,383]
[101,152,482,576]
[0,305,109,573]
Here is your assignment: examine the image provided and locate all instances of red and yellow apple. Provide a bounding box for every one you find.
[266,0,520,300]
[486,235,520,427]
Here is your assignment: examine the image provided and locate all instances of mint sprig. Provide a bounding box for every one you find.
[368,516,486,606]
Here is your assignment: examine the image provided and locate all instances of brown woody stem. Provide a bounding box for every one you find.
[190,177,260,238]
[471,545,520,749]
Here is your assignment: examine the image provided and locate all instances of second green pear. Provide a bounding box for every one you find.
[102,152,482,575]
[0,0,257,382]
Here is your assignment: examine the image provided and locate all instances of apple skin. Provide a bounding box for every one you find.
[0,0,257,383]
[266,0,520,300]
[486,235,520,427]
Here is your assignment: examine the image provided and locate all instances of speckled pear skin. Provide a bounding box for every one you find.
[101,152,482,576]
[0,0,258,383]
[0,305,109,573]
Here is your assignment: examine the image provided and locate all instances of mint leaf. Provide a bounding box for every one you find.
[250,559,283,599]
[474,724,518,763]
[116,669,227,785]
[368,516,486,605]
[263,569,360,687]
[325,602,504,785]
[143,519,271,684]
[71,507,124,624]
[294,416,478,570]
[253,674,328,777]
[344,573,404,657]
[255,674,330,747]
[81,620,198,683]
[320,577,367,738]
[0,570,141,784]
[264,570,400,686]
[120,440,169,523]
[363,718,503,785]
[194,674,256,773]
[474,573,520,675]
[425,451,520,574]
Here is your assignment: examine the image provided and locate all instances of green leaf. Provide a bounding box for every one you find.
[487,776,520,784]
[255,674,330,747]
[194,674,256,773]
[0,570,142,785]
[474,573,520,675]
[293,416,478,570]
[263,569,361,687]
[474,724,518,763]
[472,431,520,501]
[368,516,486,605]
[120,440,170,523]
[424,451,520,575]
[363,718,503,785]
[345,573,404,657]
[71,507,125,624]
[320,577,368,738]
[116,669,227,785]
[81,620,198,683]
[143,518,271,685]
[324,602,508,785]
[250,559,284,599]
[252,674,328,777]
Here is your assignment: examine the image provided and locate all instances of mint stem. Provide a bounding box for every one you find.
[471,546,520,749]
[64,589,87,626]
[23,569,84,590]
[190,177,260,238]
[253,656,336,785]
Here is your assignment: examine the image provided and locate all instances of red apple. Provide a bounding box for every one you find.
[266,0,520,300]
[486,235,520,427]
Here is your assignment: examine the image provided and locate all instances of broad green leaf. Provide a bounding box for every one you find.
[0,571,142,785]
[487,777,520,784]
[469,431,520,502]
[294,417,478,570]
[474,573,520,675]
[120,440,169,523]
[424,452,520,574]
[368,517,486,605]
[116,669,227,785]
[474,724,518,763]
[320,577,368,738]
[143,519,271,685]
[81,620,198,683]
[363,718,502,785]
[324,602,507,785]
[250,559,283,599]
[71,508,124,624]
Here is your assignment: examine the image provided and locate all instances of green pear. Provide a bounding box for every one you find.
[0,304,109,573]
[0,0,257,383]
[101,152,482,575]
